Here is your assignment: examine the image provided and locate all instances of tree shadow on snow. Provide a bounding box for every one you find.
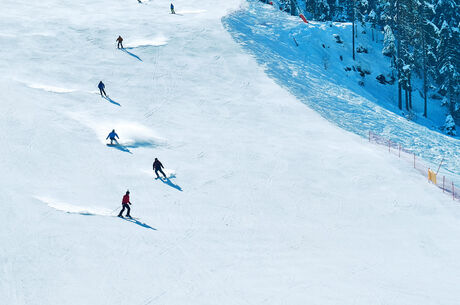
[120,217,156,230]
[157,177,183,192]
[121,48,142,61]
[103,96,121,106]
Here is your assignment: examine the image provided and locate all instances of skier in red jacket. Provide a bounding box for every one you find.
[118,190,132,218]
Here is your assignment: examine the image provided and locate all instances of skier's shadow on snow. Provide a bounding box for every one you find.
[121,48,142,61]
[121,217,156,230]
[107,144,132,154]
[103,96,121,106]
[157,177,183,191]
[107,141,158,154]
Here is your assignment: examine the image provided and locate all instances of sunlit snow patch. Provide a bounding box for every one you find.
[101,122,165,148]
[36,196,113,216]
[125,37,168,48]
[67,113,166,149]
[176,9,207,14]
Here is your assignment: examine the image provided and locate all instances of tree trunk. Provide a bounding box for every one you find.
[408,75,412,109]
[352,1,355,60]
[409,88,412,110]
[290,0,296,15]
[396,1,402,110]
[423,37,428,117]
[405,89,409,110]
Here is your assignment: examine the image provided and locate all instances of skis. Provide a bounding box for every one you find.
[117,215,156,230]
[117,214,137,219]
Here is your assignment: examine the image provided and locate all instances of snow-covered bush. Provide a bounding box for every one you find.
[356,45,368,53]
[444,115,457,135]
[333,34,343,43]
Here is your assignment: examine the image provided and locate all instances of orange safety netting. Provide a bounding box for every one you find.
[369,131,459,201]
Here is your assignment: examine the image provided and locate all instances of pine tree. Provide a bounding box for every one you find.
[414,0,438,117]
[434,0,460,120]
[437,21,460,115]
[368,9,377,40]
[382,25,396,58]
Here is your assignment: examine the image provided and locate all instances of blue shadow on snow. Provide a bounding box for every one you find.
[157,176,183,192]
[124,141,159,149]
[107,143,132,154]
[103,96,121,106]
[121,48,142,61]
[121,217,156,230]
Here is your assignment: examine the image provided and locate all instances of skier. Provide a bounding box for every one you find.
[170,3,175,14]
[106,129,119,145]
[118,190,132,218]
[98,81,107,97]
[153,158,167,179]
[116,35,124,49]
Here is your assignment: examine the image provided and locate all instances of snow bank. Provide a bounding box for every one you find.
[125,37,168,48]
[27,83,76,93]
[36,196,113,216]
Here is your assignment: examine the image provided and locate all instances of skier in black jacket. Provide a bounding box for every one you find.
[153,158,167,179]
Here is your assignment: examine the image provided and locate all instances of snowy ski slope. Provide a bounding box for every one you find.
[1,0,460,304]
[224,1,460,177]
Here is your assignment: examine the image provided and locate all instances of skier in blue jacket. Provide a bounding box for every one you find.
[98,81,107,97]
[170,3,175,14]
[106,129,119,145]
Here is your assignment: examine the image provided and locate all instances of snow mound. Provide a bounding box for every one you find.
[36,196,113,216]
[27,83,76,93]
[176,9,207,14]
[67,112,165,149]
[103,122,164,148]
[125,37,168,48]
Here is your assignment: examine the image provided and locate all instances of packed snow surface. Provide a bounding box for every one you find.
[1,0,459,305]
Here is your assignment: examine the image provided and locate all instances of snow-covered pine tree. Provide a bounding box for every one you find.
[434,0,460,122]
[414,0,438,117]
[356,0,369,29]
[382,25,396,58]
[437,21,460,117]
[398,0,417,110]
[305,0,331,20]
[368,9,377,40]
